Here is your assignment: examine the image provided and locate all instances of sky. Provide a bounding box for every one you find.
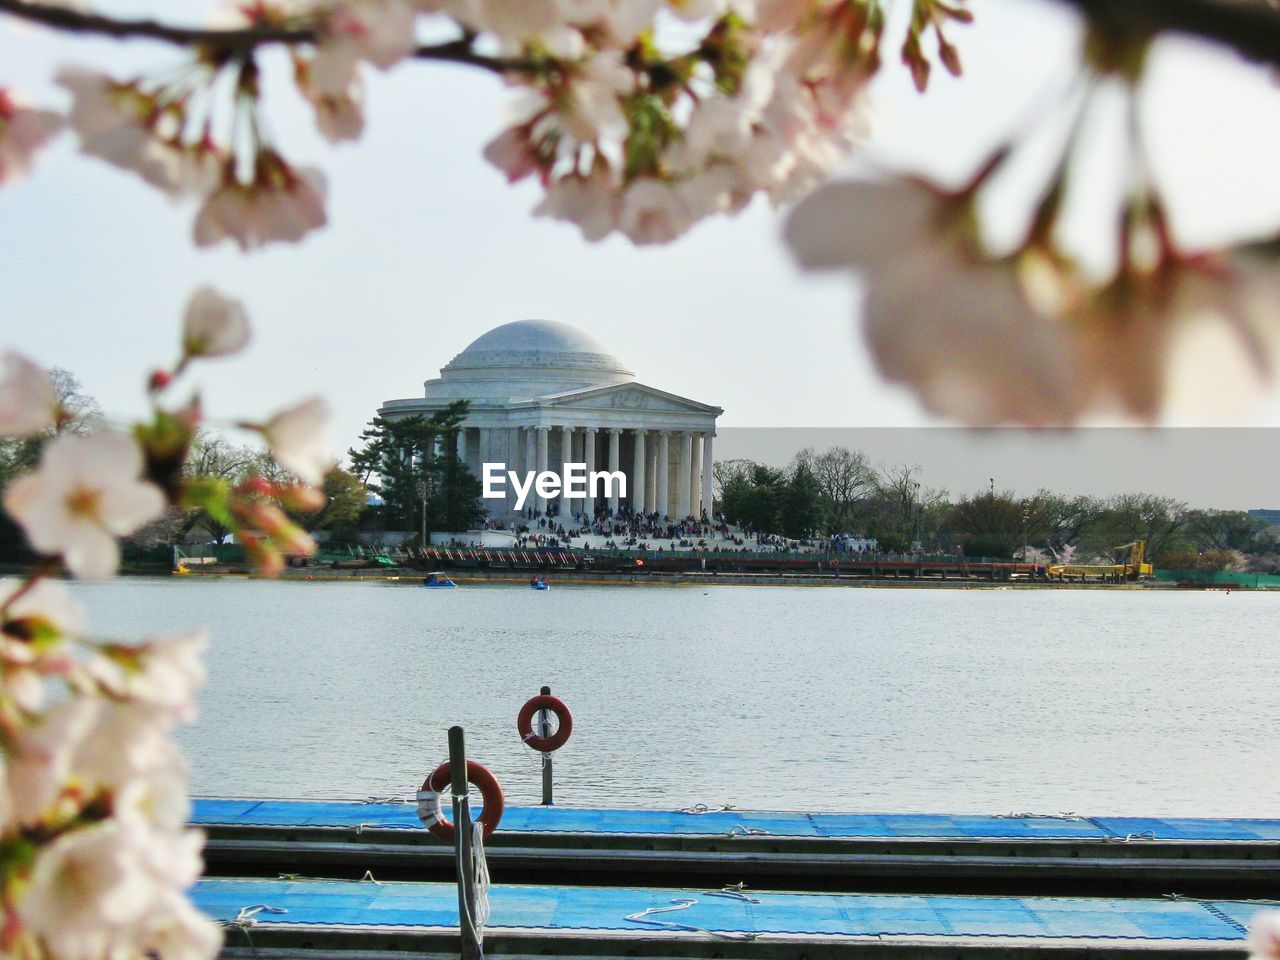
[4,0,1280,483]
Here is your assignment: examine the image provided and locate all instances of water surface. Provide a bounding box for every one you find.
[75,578,1280,816]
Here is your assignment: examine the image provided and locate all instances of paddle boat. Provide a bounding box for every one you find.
[422,572,457,588]
[530,576,550,591]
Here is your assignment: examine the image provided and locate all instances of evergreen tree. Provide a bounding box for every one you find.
[348,401,485,537]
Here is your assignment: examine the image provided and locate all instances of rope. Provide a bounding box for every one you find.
[624,898,759,941]
[219,903,288,960]
[1164,894,1280,906]
[359,796,408,804]
[1105,831,1157,842]
[707,884,761,904]
[677,802,736,814]
[725,825,769,837]
[995,811,1082,820]
[473,820,491,935]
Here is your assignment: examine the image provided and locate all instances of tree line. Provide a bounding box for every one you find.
[715,447,1280,572]
[0,376,488,562]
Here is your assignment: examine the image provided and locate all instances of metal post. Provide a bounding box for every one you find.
[539,685,553,806]
[448,726,482,960]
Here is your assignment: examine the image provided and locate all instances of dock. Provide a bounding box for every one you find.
[199,876,1261,959]
[196,800,1280,898]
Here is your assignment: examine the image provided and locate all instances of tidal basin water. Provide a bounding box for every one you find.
[74,578,1279,816]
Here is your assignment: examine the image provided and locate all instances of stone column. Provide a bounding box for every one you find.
[702,431,715,519]
[478,428,491,476]
[507,427,521,513]
[631,429,646,515]
[690,433,702,519]
[645,438,657,514]
[657,431,670,518]
[455,428,466,464]
[583,427,597,519]
[559,425,575,517]
[524,427,536,513]
[607,428,621,516]
[676,431,692,518]
[535,427,549,514]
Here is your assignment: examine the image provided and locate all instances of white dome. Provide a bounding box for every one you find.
[426,320,634,402]
[443,320,632,377]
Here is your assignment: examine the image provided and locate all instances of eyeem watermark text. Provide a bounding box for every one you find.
[482,463,626,510]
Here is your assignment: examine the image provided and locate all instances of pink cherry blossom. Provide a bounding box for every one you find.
[3,430,167,579]
[483,126,543,184]
[259,396,335,485]
[326,0,420,70]
[533,166,618,241]
[787,177,1280,425]
[193,154,328,251]
[618,178,695,245]
[0,350,58,436]
[786,178,1090,425]
[182,287,251,360]
[1248,911,1280,960]
[0,89,64,185]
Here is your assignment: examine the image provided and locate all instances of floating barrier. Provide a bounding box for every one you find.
[196,799,1280,898]
[197,877,1266,958]
[194,799,1280,842]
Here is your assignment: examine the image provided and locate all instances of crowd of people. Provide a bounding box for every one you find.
[469,506,880,555]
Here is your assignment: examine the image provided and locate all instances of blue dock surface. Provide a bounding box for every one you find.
[193,878,1263,941]
[193,799,1280,842]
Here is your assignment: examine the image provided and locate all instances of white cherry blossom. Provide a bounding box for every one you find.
[193,158,328,251]
[0,350,58,436]
[0,90,63,185]
[5,697,99,825]
[182,287,251,360]
[3,430,166,579]
[88,629,209,724]
[18,821,158,960]
[259,396,335,485]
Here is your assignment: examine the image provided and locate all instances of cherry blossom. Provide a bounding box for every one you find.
[88,630,209,724]
[618,178,696,244]
[193,154,328,251]
[0,350,59,436]
[324,0,421,70]
[258,396,335,485]
[785,178,1091,425]
[1249,911,1280,960]
[533,166,618,240]
[182,287,251,360]
[2,430,167,579]
[0,89,64,185]
[18,821,158,960]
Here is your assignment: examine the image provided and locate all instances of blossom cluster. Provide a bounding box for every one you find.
[784,25,1280,427]
[0,288,336,957]
[0,0,969,248]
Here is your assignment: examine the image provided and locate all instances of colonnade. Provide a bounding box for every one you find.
[459,425,714,520]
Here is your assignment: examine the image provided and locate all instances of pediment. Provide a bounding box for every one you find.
[539,382,721,415]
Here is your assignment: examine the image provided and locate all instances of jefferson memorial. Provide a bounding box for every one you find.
[379,320,722,519]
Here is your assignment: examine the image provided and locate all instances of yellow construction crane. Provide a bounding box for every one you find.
[1047,541,1154,582]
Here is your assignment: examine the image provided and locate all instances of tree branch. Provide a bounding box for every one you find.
[0,0,530,74]
[1,0,1277,71]
[1050,0,1280,67]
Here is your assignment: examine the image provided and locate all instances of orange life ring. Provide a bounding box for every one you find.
[517,694,573,752]
[416,760,504,843]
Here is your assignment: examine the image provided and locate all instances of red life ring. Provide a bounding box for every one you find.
[416,760,504,843]
[517,694,572,752]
